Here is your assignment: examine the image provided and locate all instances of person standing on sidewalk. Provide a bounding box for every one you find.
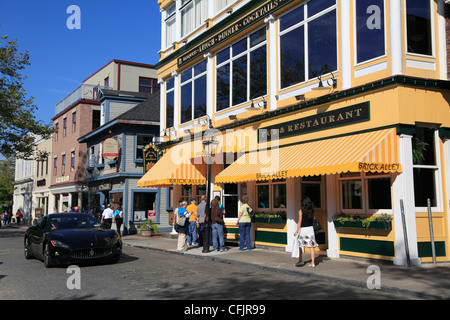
[175,201,189,251]
[236,195,252,251]
[211,198,226,252]
[196,195,207,247]
[293,197,318,268]
[186,198,198,246]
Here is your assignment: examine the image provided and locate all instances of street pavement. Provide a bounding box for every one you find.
[122,230,450,300]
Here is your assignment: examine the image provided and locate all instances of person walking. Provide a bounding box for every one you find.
[196,195,207,246]
[236,195,253,251]
[293,197,318,268]
[211,198,226,252]
[15,209,23,225]
[186,198,198,246]
[101,204,114,229]
[175,201,189,251]
[113,205,124,235]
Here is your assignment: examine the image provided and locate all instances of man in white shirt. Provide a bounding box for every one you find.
[101,204,114,229]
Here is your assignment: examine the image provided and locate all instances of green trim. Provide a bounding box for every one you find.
[340,237,395,257]
[439,127,450,138]
[255,230,287,245]
[418,241,446,257]
[334,221,392,230]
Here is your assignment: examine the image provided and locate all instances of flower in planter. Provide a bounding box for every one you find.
[138,219,159,234]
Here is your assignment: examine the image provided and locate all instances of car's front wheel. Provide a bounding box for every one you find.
[43,244,54,268]
[24,237,33,260]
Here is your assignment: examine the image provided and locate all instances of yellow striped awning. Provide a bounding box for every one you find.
[215,128,402,183]
[137,145,207,187]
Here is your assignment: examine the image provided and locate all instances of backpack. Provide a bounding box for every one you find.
[247,206,254,218]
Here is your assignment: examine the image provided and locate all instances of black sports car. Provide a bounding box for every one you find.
[24,213,122,268]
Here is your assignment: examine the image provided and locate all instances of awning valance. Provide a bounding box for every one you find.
[215,128,402,183]
[137,145,207,187]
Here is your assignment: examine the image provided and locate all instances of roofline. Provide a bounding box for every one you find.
[82,59,156,84]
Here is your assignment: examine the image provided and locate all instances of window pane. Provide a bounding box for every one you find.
[166,77,174,90]
[356,0,385,63]
[257,185,270,209]
[181,67,192,83]
[194,59,207,76]
[280,5,304,32]
[232,38,247,57]
[413,127,435,165]
[273,184,286,208]
[166,91,174,128]
[414,168,437,207]
[308,0,335,17]
[216,63,230,111]
[368,178,392,209]
[341,180,362,209]
[194,75,207,118]
[250,45,267,99]
[308,9,337,79]
[250,28,266,47]
[181,82,193,123]
[280,25,305,88]
[217,48,230,65]
[232,55,247,105]
[406,0,432,55]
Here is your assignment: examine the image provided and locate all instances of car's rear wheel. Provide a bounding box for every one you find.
[24,238,33,260]
[43,244,54,268]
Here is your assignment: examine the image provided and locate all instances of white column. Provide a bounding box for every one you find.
[340,0,351,90]
[264,14,277,110]
[326,174,340,258]
[286,177,299,252]
[204,52,214,118]
[389,0,403,76]
[161,8,167,51]
[159,79,165,134]
[172,70,179,134]
[444,137,450,249]
[392,134,421,266]
[175,0,182,43]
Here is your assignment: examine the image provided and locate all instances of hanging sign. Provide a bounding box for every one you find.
[143,143,160,173]
[103,138,119,160]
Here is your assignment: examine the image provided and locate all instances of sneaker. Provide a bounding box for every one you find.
[308,263,316,268]
[295,261,305,267]
[239,249,244,251]
[220,248,227,252]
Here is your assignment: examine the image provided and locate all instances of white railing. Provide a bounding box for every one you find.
[55,84,111,115]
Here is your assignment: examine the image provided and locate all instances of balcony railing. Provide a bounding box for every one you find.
[55,84,111,115]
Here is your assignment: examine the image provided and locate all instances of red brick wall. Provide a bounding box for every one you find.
[51,102,99,187]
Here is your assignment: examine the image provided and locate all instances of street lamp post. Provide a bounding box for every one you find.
[202,129,218,253]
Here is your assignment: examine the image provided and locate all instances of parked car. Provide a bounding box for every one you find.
[24,213,122,268]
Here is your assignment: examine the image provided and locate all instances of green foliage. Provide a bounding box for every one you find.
[0,157,14,205]
[138,219,159,233]
[0,35,53,159]
[333,213,392,229]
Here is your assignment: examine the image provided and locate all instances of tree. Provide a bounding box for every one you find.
[0,35,53,159]
[0,157,14,206]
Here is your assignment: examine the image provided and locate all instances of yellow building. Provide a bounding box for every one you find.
[140,0,450,265]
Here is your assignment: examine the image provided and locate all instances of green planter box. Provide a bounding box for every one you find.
[254,216,286,224]
[333,220,392,230]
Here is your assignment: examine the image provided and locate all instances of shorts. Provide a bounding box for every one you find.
[298,226,318,248]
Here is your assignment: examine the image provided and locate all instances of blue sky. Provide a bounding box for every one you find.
[0,0,162,125]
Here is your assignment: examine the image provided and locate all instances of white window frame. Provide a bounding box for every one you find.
[277,1,338,91]
[412,128,443,211]
[404,0,435,58]
[180,60,207,124]
[353,0,387,66]
[215,27,268,111]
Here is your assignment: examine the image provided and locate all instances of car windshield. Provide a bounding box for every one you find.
[48,215,101,230]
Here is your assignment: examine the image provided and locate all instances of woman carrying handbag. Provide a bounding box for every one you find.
[293,197,318,268]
